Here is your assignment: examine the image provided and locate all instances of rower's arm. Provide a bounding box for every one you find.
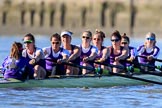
[68,46,81,62]
[89,52,98,60]
[147,46,160,61]
[117,47,128,60]
[87,46,98,61]
[152,47,160,58]
[99,48,109,62]
[29,50,42,65]
[57,49,69,64]
[62,54,68,62]
[35,48,46,61]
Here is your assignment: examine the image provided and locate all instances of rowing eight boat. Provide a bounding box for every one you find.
[0,74,161,88]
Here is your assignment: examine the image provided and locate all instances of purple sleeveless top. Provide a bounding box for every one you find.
[109,46,124,64]
[45,47,64,71]
[80,45,94,66]
[137,45,160,65]
[95,46,110,64]
[2,56,29,80]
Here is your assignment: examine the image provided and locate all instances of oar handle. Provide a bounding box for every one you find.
[92,61,124,69]
[137,55,162,62]
[126,59,162,71]
[93,61,141,73]
[126,66,140,73]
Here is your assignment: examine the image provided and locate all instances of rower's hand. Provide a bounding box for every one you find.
[97,58,106,63]
[115,57,120,61]
[29,58,36,65]
[147,56,153,61]
[57,59,65,64]
[83,57,89,62]
[127,57,134,62]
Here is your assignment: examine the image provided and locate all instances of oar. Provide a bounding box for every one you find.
[110,72,162,85]
[45,59,162,85]
[93,61,162,77]
[0,67,2,72]
[0,67,3,78]
[137,55,162,62]
[45,58,107,76]
[49,74,101,78]
[93,61,162,84]
[92,61,125,69]
[45,58,95,72]
[125,59,162,75]
[62,62,95,71]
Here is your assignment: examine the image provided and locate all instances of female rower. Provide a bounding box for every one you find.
[61,30,81,75]
[79,30,98,75]
[2,42,30,80]
[92,29,110,72]
[137,32,160,71]
[121,33,138,66]
[108,30,128,73]
[22,33,46,79]
[43,33,69,77]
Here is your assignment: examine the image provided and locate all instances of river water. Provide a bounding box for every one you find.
[0,35,162,108]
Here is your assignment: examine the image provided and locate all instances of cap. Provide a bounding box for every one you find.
[61,31,72,37]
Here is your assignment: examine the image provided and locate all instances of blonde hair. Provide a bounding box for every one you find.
[146,32,156,40]
[145,32,156,46]
[95,29,106,40]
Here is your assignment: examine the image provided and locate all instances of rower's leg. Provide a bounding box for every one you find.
[113,61,124,73]
[82,63,93,75]
[66,65,73,75]
[51,66,56,75]
[73,67,79,75]
[34,65,46,79]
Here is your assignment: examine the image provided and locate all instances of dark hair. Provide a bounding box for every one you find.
[111,30,121,40]
[122,33,130,43]
[50,33,61,41]
[83,30,92,37]
[10,42,23,60]
[94,29,106,41]
[23,33,35,43]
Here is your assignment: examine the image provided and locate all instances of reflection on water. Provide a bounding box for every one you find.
[0,85,162,108]
[1,36,162,108]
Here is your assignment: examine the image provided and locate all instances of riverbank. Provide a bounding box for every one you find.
[0,0,162,38]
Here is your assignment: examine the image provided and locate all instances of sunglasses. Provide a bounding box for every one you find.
[82,36,91,39]
[111,39,120,42]
[52,41,60,45]
[146,37,155,41]
[121,42,128,45]
[23,40,33,44]
[93,38,101,41]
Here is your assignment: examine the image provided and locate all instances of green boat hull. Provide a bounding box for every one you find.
[0,75,161,88]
